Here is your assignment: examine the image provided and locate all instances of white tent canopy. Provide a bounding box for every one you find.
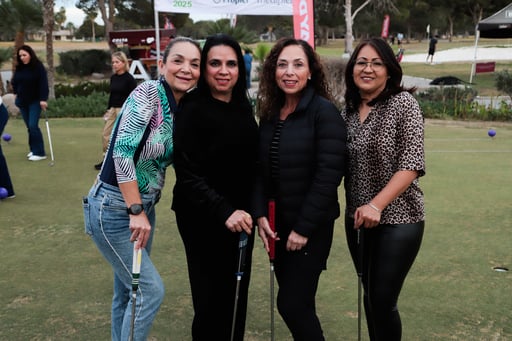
[470,3,512,83]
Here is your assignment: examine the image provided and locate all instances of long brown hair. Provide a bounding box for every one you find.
[257,38,332,120]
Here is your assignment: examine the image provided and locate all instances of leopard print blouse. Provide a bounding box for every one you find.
[341,91,425,224]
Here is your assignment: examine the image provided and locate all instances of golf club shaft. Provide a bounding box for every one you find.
[268,200,276,341]
[230,231,248,341]
[129,245,142,341]
[129,292,136,341]
[357,228,363,341]
[270,262,275,341]
[230,277,242,341]
[43,110,55,164]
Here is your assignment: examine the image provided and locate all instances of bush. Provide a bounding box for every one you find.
[495,69,512,99]
[416,86,512,121]
[57,49,111,76]
[55,81,109,98]
[322,57,346,109]
[415,86,477,119]
[47,92,108,118]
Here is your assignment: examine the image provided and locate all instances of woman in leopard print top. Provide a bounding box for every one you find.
[341,37,425,341]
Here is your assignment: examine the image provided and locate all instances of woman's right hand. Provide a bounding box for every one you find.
[129,213,152,249]
[257,216,278,253]
[225,210,253,234]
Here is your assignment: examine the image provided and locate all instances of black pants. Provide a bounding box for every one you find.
[345,216,424,341]
[176,211,253,341]
[274,222,334,341]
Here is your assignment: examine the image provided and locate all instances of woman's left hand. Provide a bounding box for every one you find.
[354,204,381,229]
[40,101,48,111]
[286,230,308,251]
[129,213,152,249]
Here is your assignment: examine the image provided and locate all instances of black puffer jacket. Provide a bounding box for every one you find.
[253,86,348,238]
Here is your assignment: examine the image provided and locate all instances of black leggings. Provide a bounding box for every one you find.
[345,216,424,341]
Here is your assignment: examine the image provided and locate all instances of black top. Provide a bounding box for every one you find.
[253,86,348,238]
[11,62,49,105]
[108,72,137,108]
[172,89,259,226]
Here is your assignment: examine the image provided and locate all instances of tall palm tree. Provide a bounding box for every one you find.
[0,0,43,73]
[43,0,55,99]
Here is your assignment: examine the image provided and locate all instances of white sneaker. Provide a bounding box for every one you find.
[27,152,33,158]
[28,155,47,161]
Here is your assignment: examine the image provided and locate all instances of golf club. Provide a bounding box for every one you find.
[129,244,142,341]
[42,110,55,166]
[268,199,276,341]
[230,230,248,341]
[357,227,364,341]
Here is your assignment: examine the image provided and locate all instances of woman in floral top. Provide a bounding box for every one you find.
[342,37,425,341]
[83,37,201,340]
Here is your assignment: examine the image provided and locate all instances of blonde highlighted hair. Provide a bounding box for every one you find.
[112,51,130,72]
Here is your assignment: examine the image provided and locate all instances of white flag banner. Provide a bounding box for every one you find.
[154,0,293,16]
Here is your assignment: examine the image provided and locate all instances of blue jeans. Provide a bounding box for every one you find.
[0,104,14,196]
[17,100,45,156]
[83,180,164,341]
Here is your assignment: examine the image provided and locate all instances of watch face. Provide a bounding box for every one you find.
[128,204,143,215]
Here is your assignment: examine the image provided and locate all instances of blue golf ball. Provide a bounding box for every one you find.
[488,129,496,137]
[2,133,11,142]
[0,187,8,199]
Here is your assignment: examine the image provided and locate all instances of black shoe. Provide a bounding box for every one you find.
[94,161,103,170]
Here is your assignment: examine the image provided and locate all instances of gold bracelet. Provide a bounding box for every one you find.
[368,202,382,213]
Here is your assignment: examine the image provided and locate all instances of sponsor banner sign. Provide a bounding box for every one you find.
[154,0,293,15]
[381,14,390,38]
[293,0,314,48]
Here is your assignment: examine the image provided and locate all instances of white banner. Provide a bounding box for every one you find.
[154,0,293,16]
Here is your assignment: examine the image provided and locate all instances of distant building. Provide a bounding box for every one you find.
[28,29,75,41]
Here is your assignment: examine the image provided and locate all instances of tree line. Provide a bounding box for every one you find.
[0,0,510,96]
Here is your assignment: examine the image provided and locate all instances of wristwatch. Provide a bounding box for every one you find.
[127,204,144,215]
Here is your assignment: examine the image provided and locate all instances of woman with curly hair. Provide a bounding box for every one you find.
[253,37,348,340]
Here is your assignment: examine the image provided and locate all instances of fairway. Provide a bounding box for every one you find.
[0,117,511,340]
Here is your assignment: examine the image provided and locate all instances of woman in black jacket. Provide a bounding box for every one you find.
[172,34,258,341]
[254,38,348,340]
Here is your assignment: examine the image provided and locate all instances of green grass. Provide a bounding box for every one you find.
[1,117,512,340]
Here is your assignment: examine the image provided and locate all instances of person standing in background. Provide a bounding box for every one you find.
[94,51,137,170]
[11,45,48,161]
[243,48,253,89]
[0,97,15,199]
[426,35,438,64]
[254,37,348,341]
[172,34,258,341]
[342,37,425,341]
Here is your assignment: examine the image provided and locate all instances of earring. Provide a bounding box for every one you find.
[308,76,311,80]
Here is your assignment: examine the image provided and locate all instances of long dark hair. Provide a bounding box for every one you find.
[15,45,42,70]
[257,37,331,120]
[197,33,250,108]
[344,37,415,112]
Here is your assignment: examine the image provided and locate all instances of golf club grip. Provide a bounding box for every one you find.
[236,231,248,274]
[132,246,142,291]
[268,200,276,261]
